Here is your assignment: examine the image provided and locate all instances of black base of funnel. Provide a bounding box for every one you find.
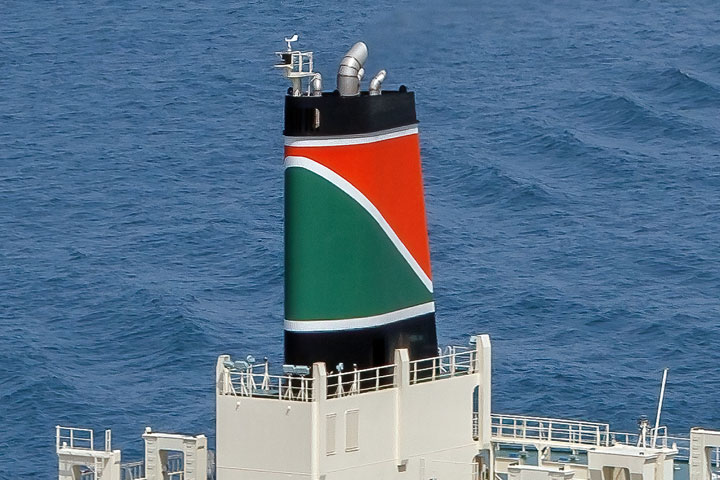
[284,312,438,371]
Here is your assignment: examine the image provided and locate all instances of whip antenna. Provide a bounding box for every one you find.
[651,367,669,448]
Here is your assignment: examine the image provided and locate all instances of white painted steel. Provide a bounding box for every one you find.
[214,335,491,479]
[56,426,121,480]
[690,429,720,480]
[142,429,207,480]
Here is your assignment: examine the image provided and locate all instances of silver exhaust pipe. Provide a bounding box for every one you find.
[369,70,386,96]
[337,42,368,96]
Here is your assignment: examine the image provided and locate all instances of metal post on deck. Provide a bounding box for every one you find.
[652,368,669,448]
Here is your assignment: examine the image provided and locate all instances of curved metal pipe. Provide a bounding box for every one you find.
[337,42,368,96]
[369,70,387,96]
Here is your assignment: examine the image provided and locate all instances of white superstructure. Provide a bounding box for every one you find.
[214,336,491,480]
[55,36,720,480]
[55,333,720,480]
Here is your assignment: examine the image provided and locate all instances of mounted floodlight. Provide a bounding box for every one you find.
[222,360,235,370]
[294,366,310,376]
[469,335,478,346]
[283,364,296,375]
[336,362,344,373]
[246,355,256,364]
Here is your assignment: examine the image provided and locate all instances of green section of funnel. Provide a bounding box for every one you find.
[284,166,433,322]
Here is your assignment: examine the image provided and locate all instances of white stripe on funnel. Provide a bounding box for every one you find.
[284,302,436,332]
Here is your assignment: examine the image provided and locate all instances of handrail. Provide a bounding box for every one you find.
[409,346,476,384]
[491,414,687,456]
[228,371,314,402]
[219,343,478,402]
[121,460,145,480]
[56,425,95,451]
[491,414,611,447]
[326,364,395,399]
[609,429,688,457]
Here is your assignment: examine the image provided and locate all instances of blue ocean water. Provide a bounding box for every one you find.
[2,0,719,476]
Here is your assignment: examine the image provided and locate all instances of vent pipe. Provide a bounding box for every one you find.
[337,42,368,96]
[369,70,387,96]
[311,73,323,96]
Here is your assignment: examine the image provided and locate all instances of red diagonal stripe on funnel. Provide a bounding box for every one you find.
[285,133,432,280]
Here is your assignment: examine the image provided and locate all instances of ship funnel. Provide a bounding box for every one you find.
[282,38,437,371]
[337,42,368,96]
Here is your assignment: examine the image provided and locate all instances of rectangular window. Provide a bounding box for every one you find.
[345,409,359,452]
[325,414,336,455]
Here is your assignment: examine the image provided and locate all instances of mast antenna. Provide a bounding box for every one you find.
[275,34,316,97]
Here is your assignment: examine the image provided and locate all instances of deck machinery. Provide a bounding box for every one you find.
[57,37,720,480]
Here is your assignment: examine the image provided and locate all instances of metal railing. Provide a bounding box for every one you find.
[491,414,611,447]
[228,369,314,402]
[80,470,96,480]
[121,460,145,480]
[326,364,396,399]
[609,428,689,458]
[712,447,720,470]
[166,453,184,479]
[490,414,690,457]
[410,346,477,384]
[221,344,478,402]
[119,452,184,480]
[56,426,95,450]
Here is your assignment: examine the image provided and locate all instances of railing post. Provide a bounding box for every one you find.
[450,347,456,375]
[312,362,327,403]
[394,349,410,388]
[476,335,492,449]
